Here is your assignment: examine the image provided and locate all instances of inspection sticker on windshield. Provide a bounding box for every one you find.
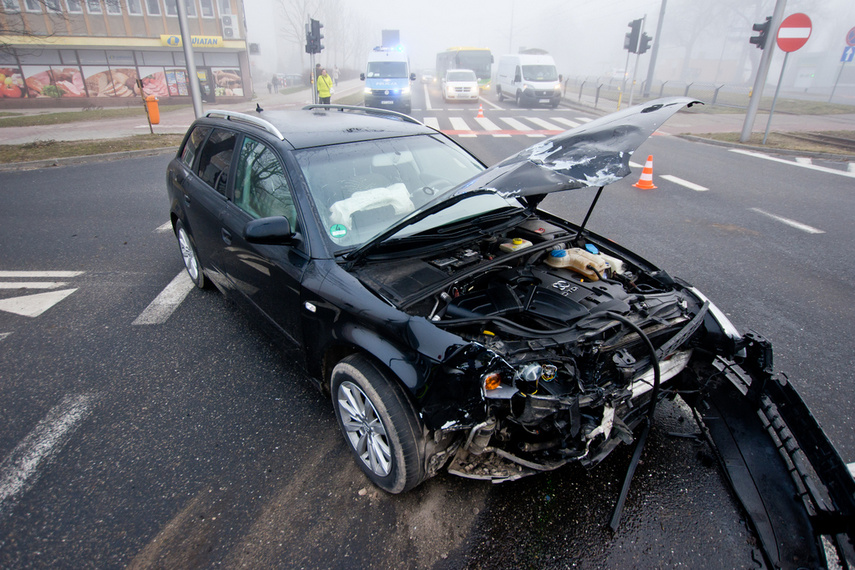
[330,224,347,238]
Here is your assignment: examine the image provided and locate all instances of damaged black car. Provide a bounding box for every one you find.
[167,98,854,568]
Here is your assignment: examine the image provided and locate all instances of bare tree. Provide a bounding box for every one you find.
[0,0,69,54]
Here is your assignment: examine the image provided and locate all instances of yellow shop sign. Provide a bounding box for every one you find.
[160,35,224,48]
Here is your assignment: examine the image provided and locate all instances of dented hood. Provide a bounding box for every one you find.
[454,97,702,197]
[345,97,701,263]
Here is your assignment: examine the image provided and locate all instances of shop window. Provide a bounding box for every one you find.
[19,50,61,65]
[2,0,21,14]
[60,50,80,65]
[78,50,108,64]
[64,0,83,13]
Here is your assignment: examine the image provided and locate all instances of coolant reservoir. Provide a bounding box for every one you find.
[545,248,608,280]
[499,237,533,253]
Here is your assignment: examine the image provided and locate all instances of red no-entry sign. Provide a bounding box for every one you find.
[777,13,812,52]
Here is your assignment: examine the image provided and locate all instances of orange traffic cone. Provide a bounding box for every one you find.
[632,155,657,189]
[476,104,484,118]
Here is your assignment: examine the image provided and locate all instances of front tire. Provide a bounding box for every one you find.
[175,220,207,289]
[497,87,504,102]
[331,354,426,494]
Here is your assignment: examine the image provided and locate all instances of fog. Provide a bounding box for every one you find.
[245,0,855,91]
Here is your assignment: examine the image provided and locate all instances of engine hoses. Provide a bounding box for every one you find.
[605,311,661,421]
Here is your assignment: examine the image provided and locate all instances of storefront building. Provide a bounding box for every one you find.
[0,0,250,107]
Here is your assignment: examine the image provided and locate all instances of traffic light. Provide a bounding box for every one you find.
[305,19,324,54]
[750,17,771,50]
[311,19,324,53]
[638,33,652,54]
[625,19,642,53]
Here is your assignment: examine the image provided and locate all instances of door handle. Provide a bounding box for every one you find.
[221,228,232,245]
[183,193,191,206]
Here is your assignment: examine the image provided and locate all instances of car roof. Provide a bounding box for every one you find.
[199,107,434,150]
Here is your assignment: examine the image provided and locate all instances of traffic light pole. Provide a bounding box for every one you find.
[740,0,787,143]
[642,0,666,98]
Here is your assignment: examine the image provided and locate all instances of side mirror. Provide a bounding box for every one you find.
[360,73,365,81]
[244,216,294,245]
[410,73,416,81]
[559,74,564,82]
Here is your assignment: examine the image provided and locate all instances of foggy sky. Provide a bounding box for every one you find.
[245,0,855,89]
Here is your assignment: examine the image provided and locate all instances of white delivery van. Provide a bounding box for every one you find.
[360,46,416,114]
[495,53,562,108]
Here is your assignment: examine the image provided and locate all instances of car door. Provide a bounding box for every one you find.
[219,135,307,346]
[178,127,238,282]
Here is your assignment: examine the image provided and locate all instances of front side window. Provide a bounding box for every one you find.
[233,137,298,230]
[180,125,211,168]
[195,128,236,196]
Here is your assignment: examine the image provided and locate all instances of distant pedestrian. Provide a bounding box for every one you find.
[333,65,340,86]
[317,68,333,104]
[267,81,272,94]
[271,75,279,91]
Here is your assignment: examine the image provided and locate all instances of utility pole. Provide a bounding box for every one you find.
[176,0,203,119]
[642,0,666,98]
[740,0,787,143]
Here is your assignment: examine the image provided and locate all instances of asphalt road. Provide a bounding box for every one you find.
[0,85,853,568]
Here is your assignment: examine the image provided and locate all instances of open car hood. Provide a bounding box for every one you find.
[454,96,702,197]
[346,97,701,264]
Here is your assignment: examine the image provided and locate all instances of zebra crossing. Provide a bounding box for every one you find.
[421,114,592,138]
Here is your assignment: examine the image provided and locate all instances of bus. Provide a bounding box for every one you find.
[435,47,493,90]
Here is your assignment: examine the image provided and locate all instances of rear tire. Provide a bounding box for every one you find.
[515,91,523,107]
[331,354,426,494]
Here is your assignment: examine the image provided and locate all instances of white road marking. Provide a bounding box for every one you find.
[660,175,709,192]
[479,97,503,110]
[0,289,78,317]
[498,117,542,137]
[0,271,83,278]
[551,117,581,129]
[848,463,855,478]
[750,208,825,234]
[730,148,855,178]
[525,117,563,130]
[848,163,855,173]
[474,117,510,137]
[449,117,475,137]
[629,161,644,169]
[423,117,440,131]
[0,332,10,342]
[794,157,812,165]
[422,85,433,111]
[0,282,67,289]
[577,117,592,123]
[155,221,172,233]
[132,271,195,325]
[0,393,97,517]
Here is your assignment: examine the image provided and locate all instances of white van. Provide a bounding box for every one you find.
[495,53,562,108]
[360,46,416,114]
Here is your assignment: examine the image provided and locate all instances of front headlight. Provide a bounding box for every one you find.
[363,87,372,94]
[402,87,411,95]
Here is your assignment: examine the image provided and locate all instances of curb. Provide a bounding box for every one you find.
[0,146,178,172]
[677,134,855,162]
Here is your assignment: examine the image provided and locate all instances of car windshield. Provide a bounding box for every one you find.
[366,62,408,78]
[295,135,484,251]
[522,65,558,81]
[447,70,476,82]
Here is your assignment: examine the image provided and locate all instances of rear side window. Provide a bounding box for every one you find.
[180,125,211,168]
[233,137,299,231]
[196,128,236,196]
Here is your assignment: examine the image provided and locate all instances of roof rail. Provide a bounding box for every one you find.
[301,104,424,127]
[205,109,284,140]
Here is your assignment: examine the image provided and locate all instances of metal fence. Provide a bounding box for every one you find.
[563,76,755,110]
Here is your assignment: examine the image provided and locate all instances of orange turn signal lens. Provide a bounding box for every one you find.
[483,372,502,391]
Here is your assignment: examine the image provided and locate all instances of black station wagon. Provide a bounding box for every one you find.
[167,100,854,567]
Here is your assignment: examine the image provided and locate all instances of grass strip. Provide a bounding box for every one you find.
[0,134,184,163]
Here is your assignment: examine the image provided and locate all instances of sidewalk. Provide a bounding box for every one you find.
[0,79,365,145]
[1,80,853,146]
